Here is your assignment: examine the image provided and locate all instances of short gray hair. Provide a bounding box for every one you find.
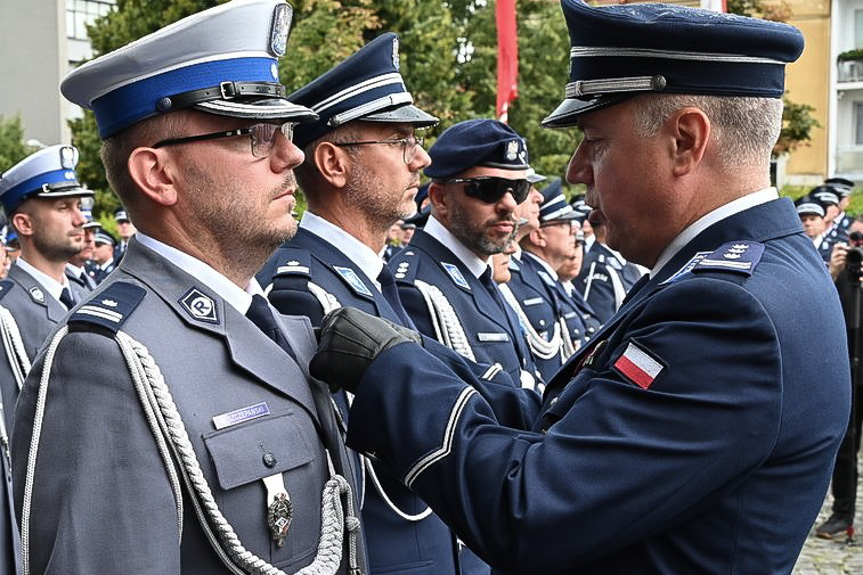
[631,94,783,169]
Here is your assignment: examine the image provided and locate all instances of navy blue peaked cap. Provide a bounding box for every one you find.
[539,179,577,223]
[543,0,805,128]
[825,177,854,197]
[289,33,438,149]
[425,119,529,180]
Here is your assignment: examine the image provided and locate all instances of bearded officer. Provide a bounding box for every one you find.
[388,119,541,393]
[257,34,464,575]
[310,1,850,572]
[12,1,367,573]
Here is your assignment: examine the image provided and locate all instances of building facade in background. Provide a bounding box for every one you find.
[0,0,114,146]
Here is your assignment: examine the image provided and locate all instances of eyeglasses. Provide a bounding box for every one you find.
[438,177,531,204]
[152,122,295,158]
[540,220,579,233]
[331,136,425,165]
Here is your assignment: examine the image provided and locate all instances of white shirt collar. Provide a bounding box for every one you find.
[425,215,492,279]
[300,211,384,288]
[66,263,85,278]
[522,250,559,281]
[650,188,779,278]
[135,233,263,315]
[15,258,70,303]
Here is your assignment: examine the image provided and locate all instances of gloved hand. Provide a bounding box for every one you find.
[310,307,422,394]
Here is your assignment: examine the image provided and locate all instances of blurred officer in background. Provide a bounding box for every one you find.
[311,1,850,572]
[66,200,99,292]
[12,1,367,573]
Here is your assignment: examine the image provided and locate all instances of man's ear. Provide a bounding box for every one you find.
[428,182,449,219]
[670,107,710,177]
[314,142,351,189]
[11,211,33,238]
[127,147,179,206]
[528,227,546,248]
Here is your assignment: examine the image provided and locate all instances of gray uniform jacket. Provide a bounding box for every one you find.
[0,263,71,433]
[12,239,366,574]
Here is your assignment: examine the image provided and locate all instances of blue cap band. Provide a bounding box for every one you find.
[1,169,79,213]
[92,57,279,139]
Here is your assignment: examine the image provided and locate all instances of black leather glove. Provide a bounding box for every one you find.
[310,307,422,394]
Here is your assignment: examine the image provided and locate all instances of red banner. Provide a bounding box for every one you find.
[496,0,518,123]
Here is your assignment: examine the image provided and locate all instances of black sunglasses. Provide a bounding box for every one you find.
[438,177,531,204]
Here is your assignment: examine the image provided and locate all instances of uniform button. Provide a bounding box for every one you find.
[262,452,277,468]
[550,397,559,406]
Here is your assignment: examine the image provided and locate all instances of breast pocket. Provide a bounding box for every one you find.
[203,409,329,569]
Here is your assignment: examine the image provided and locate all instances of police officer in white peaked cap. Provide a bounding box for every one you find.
[12,1,367,574]
[0,143,93,575]
[311,0,850,573]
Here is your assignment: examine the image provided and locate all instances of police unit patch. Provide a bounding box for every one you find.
[28,287,45,304]
[333,266,373,297]
[441,262,470,290]
[613,341,664,390]
[180,287,219,324]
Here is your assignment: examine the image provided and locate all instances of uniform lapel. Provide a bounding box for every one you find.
[119,240,321,424]
[7,264,67,323]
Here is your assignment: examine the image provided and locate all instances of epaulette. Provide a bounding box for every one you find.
[0,280,14,303]
[691,241,765,277]
[273,248,311,278]
[69,281,146,334]
[392,250,420,283]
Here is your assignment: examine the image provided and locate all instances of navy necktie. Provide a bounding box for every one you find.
[246,294,349,477]
[377,266,414,328]
[245,294,296,361]
[59,287,75,310]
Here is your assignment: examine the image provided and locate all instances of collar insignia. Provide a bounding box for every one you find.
[179,287,219,324]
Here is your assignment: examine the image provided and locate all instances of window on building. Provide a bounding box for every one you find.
[856,102,863,146]
[66,0,114,41]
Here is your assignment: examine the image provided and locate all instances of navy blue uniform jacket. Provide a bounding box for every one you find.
[343,198,851,574]
[261,227,460,575]
[389,229,539,388]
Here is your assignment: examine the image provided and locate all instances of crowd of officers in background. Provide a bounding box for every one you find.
[0,205,134,286]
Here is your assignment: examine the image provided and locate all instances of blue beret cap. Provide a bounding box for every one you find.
[61,0,317,140]
[543,0,805,128]
[539,179,577,224]
[0,145,94,214]
[795,195,826,218]
[289,33,438,149]
[425,119,529,180]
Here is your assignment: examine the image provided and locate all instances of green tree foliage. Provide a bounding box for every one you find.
[0,114,38,173]
[70,0,817,214]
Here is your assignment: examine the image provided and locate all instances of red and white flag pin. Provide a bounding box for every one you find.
[613,342,664,389]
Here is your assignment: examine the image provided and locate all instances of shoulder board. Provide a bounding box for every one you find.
[273,248,311,278]
[69,281,147,334]
[0,280,13,303]
[392,251,419,283]
[691,241,765,277]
